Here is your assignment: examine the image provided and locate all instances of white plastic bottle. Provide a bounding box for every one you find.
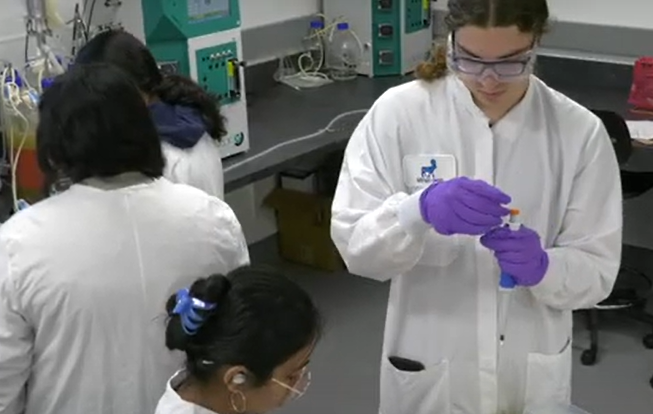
[327,22,361,81]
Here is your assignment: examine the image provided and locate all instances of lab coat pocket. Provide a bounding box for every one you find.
[524,337,572,410]
[380,357,450,414]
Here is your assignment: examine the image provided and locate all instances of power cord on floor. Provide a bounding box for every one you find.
[223,109,368,173]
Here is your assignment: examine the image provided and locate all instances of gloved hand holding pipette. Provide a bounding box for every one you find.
[419,177,512,236]
[481,209,549,345]
[481,219,549,287]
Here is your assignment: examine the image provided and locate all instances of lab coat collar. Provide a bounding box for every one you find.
[492,76,537,142]
[80,172,156,191]
[449,75,537,142]
[449,75,487,121]
[158,370,218,414]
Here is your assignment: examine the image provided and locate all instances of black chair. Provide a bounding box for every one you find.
[579,109,653,388]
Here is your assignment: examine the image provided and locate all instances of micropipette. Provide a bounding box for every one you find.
[498,209,520,345]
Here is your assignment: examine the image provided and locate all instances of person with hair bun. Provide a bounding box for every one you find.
[75,29,227,199]
[331,0,621,413]
[156,266,322,414]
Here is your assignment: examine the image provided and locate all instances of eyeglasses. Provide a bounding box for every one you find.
[272,367,311,402]
[447,33,536,81]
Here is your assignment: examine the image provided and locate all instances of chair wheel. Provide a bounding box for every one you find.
[581,349,597,366]
[644,334,653,350]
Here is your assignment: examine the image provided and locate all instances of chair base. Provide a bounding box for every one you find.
[579,263,653,387]
[580,307,653,388]
[580,348,598,366]
[645,333,653,349]
[581,309,600,366]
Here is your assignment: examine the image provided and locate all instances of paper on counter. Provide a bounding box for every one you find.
[626,120,653,141]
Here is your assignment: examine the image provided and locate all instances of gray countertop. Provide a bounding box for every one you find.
[223,76,410,191]
[224,75,638,192]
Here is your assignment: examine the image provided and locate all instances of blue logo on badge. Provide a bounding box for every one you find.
[419,159,438,182]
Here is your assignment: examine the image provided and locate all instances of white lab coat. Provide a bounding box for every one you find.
[331,75,622,414]
[154,371,216,414]
[0,175,250,414]
[162,134,225,200]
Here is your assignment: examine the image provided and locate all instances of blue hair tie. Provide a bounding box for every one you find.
[172,288,217,335]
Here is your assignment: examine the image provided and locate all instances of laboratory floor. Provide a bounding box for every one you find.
[249,238,653,414]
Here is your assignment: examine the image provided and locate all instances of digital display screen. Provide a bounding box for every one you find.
[188,0,230,22]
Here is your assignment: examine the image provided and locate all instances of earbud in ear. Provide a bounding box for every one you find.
[232,373,246,385]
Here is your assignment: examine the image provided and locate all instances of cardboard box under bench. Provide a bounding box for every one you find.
[264,187,344,272]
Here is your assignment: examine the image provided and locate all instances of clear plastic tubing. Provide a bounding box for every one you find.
[304,20,325,71]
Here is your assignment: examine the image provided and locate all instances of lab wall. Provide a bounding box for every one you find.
[0,0,322,66]
[434,0,653,29]
[3,0,652,67]
[240,0,320,29]
[0,0,29,66]
[543,0,653,60]
[546,0,653,29]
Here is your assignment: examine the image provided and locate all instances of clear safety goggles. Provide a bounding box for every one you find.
[272,367,311,402]
[446,33,536,82]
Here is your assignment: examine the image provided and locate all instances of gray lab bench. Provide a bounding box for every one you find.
[223,76,410,192]
[223,75,635,193]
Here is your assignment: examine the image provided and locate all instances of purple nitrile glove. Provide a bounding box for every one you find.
[419,177,512,236]
[480,225,550,287]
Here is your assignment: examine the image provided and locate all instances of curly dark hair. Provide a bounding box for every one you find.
[75,29,227,141]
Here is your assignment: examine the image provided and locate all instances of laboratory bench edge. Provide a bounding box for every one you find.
[223,74,635,193]
[223,75,409,192]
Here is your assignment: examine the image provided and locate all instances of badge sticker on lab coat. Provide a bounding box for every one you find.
[403,154,457,193]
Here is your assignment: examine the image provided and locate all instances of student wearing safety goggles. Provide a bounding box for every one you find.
[156,266,322,414]
[330,0,621,413]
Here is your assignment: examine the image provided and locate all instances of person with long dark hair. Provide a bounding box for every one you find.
[75,29,227,199]
[0,63,249,414]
